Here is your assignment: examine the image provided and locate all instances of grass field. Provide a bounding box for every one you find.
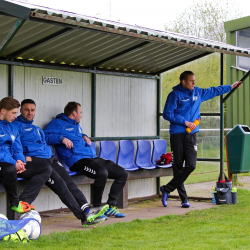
[1,189,250,250]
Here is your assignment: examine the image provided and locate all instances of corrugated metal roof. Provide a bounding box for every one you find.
[1,0,250,75]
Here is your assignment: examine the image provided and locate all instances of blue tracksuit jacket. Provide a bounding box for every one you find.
[44,113,96,168]
[0,119,26,165]
[163,83,232,135]
[13,115,53,159]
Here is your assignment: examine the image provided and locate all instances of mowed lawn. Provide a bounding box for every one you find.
[1,189,250,250]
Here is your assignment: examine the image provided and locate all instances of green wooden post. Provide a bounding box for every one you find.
[156,75,161,194]
[0,18,25,56]
[220,53,224,180]
[91,70,96,138]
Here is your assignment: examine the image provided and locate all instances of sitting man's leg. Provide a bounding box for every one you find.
[0,162,31,213]
[18,157,52,208]
[95,158,128,218]
[47,156,108,226]
[71,157,128,218]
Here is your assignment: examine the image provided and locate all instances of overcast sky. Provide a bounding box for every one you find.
[25,0,250,31]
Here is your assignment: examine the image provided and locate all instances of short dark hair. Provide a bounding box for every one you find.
[64,102,81,116]
[21,99,36,108]
[180,71,194,82]
[0,96,20,111]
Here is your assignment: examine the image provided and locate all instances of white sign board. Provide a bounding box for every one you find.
[42,76,63,86]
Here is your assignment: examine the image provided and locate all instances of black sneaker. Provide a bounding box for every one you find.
[160,186,169,207]
[85,204,109,222]
[81,216,106,227]
[181,200,190,208]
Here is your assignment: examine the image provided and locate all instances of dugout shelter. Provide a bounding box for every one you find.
[0,0,250,216]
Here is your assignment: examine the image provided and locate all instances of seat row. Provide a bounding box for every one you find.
[55,139,172,175]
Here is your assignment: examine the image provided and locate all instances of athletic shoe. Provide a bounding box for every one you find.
[181,200,190,208]
[160,186,169,207]
[11,201,32,213]
[98,214,108,220]
[104,206,125,218]
[21,202,35,210]
[85,204,109,222]
[81,216,106,227]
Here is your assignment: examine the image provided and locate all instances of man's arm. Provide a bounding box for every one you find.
[163,92,186,125]
[44,120,64,145]
[83,135,91,145]
[44,120,75,149]
[200,81,241,102]
[11,132,26,164]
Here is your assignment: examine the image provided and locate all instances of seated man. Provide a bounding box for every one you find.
[0,97,34,213]
[44,102,128,218]
[13,99,108,226]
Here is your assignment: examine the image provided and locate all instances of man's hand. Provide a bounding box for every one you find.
[16,160,26,174]
[231,81,242,89]
[185,121,197,131]
[25,156,32,162]
[62,138,74,149]
[83,135,91,145]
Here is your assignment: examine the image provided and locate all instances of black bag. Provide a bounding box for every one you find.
[214,173,233,205]
[216,173,232,189]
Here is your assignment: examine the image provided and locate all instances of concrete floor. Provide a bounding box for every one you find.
[40,176,250,235]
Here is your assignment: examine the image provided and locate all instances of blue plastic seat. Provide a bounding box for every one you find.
[117,140,139,171]
[54,148,78,176]
[91,141,96,152]
[99,141,116,163]
[135,140,156,169]
[152,139,172,168]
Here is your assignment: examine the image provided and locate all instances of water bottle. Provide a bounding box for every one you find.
[231,187,237,204]
[212,188,216,204]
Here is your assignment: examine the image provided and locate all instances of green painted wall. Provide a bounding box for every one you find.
[225,17,250,128]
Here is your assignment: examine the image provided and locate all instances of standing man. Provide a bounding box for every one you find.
[160,71,240,208]
[13,99,108,226]
[44,102,128,218]
[0,97,33,213]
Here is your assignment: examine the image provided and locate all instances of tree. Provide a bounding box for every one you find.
[164,0,242,42]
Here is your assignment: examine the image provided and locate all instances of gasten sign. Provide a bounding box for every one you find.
[42,76,63,85]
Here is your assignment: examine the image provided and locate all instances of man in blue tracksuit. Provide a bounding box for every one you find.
[160,71,240,208]
[13,99,108,226]
[44,102,128,218]
[0,97,34,213]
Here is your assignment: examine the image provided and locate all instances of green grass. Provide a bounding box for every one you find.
[1,189,250,249]
[161,171,221,186]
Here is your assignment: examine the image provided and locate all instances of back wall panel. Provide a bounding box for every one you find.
[96,74,157,137]
[13,66,91,133]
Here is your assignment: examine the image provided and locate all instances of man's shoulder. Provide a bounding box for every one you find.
[12,120,22,128]
[45,117,68,130]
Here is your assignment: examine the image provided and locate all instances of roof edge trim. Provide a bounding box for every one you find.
[0,0,31,19]
[30,12,250,58]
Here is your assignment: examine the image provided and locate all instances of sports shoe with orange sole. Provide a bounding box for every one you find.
[11,201,33,213]
[22,201,36,210]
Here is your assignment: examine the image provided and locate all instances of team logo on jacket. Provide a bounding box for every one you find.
[66,128,74,131]
[193,96,198,101]
[10,134,15,142]
[25,128,32,131]
[182,99,189,102]
[194,144,198,151]
[79,127,82,133]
